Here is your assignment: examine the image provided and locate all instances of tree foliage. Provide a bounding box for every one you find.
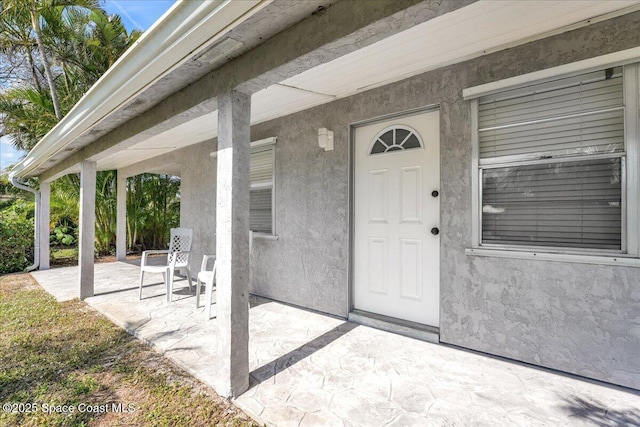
[1,0,103,120]
[127,174,181,251]
[47,171,180,256]
[0,1,141,151]
[0,1,179,272]
[0,199,34,273]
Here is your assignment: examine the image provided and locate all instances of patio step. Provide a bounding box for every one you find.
[348,310,439,344]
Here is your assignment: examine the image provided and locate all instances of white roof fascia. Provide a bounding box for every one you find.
[10,0,270,180]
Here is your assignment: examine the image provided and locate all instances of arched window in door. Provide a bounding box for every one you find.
[369,125,424,155]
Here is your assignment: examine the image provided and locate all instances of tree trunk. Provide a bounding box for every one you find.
[31,9,62,120]
[27,50,42,92]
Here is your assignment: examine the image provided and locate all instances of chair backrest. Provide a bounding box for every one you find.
[200,255,216,272]
[206,259,217,287]
[168,227,193,267]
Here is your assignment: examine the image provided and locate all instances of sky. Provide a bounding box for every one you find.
[103,0,176,32]
[0,0,176,173]
[0,136,18,173]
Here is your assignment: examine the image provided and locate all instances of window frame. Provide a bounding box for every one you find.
[468,62,640,260]
[249,141,276,237]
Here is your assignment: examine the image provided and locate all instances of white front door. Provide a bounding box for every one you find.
[354,110,440,327]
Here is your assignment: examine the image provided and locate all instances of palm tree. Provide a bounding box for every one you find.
[0,0,102,120]
[0,7,43,90]
[126,174,180,251]
[0,86,58,150]
[1,2,178,257]
[94,170,116,254]
[45,7,140,90]
[1,2,139,152]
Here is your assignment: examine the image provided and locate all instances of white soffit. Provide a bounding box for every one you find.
[135,114,218,150]
[251,85,335,124]
[99,149,172,171]
[97,0,640,171]
[98,86,332,170]
[98,113,218,170]
[282,0,640,97]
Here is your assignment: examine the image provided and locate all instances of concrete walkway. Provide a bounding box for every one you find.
[31,261,640,426]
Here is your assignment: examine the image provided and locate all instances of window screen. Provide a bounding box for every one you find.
[477,67,625,252]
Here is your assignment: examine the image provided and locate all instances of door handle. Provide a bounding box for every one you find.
[431,227,439,236]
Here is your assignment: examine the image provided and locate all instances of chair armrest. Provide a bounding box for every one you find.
[200,254,216,272]
[141,249,169,265]
[143,249,170,255]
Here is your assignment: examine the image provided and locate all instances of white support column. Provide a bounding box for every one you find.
[79,160,96,300]
[39,180,51,270]
[116,172,127,261]
[215,90,251,398]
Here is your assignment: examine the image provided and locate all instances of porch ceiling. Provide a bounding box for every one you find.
[97,0,639,172]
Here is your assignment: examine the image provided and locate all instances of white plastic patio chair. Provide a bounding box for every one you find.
[196,231,253,320]
[138,227,194,302]
[195,254,216,320]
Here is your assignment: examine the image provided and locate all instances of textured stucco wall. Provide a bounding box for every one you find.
[178,141,218,276]
[248,12,640,389]
[132,11,640,389]
[250,106,351,316]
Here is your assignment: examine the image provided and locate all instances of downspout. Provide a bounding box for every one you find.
[9,176,40,272]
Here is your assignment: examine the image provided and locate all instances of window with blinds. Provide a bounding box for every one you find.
[477,67,624,251]
[250,147,274,234]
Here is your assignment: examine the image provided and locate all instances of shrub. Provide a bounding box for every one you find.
[0,203,34,274]
[51,224,76,246]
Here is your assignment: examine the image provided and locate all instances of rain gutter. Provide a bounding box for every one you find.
[9,176,40,272]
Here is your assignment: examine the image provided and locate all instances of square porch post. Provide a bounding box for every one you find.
[215,90,251,397]
[116,172,127,261]
[39,180,51,270]
[79,160,96,300]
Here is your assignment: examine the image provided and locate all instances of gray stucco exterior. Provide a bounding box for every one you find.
[123,12,640,390]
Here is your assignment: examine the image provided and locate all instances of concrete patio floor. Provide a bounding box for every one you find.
[31,261,640,426]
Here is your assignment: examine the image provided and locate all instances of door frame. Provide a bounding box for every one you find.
[347,104,442,321]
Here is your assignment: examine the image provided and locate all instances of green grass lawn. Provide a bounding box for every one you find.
[0,274,257,427]
[50,247,78,263]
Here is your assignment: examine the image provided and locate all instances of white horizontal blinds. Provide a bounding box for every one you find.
[479,67,624,160]
[250,189,272,233]
[478,66,626,251]
[250,148,274,187]
[250,147,273,233]
[482,158,622,250]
